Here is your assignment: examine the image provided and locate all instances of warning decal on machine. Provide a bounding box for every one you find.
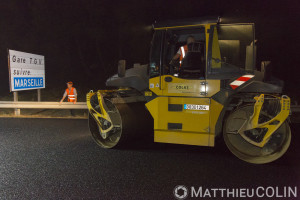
[184,104,209,111]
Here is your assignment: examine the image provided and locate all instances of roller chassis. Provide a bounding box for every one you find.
[87,86,291,164]
[86,17,293,164]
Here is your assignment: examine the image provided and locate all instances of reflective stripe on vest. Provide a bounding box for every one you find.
[181,46,186,58]
[66,87,76,102]
[179,45,188,65]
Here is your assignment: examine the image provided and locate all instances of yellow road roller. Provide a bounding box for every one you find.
[87,17,291,164]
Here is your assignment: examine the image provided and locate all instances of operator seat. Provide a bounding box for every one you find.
[179,42,205,79]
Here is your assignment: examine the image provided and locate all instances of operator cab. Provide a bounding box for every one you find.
[149,17,256,81]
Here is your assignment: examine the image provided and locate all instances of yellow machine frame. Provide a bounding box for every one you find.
[86,22,291,149]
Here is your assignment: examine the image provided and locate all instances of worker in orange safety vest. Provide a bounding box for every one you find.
[170,35,196,67]
[60,81,77,104]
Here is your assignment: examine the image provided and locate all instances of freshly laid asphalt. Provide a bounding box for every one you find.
[0,118,299,199]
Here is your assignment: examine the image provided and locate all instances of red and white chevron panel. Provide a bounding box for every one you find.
[230,75,255,90]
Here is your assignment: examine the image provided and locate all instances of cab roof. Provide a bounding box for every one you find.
[153,16,220,29]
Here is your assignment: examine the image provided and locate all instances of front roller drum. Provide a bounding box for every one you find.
[88,99,152,148]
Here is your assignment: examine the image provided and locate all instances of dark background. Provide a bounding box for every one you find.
[0,0,299,100]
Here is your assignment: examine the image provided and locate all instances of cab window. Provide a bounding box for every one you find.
[207,24,256,79]
[162,27,206,79]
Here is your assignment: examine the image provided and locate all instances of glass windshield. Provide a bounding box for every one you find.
[208,24,255,79]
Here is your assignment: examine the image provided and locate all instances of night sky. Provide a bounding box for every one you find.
[0,0,299,100]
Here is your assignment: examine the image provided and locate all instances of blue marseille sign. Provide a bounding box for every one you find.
[13,77,44,90]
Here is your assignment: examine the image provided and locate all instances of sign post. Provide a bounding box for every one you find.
[13,91,20,115]
[8,50,45,115]
[37,89,41,102]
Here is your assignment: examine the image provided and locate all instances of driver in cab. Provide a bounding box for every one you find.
[170,35,196,68]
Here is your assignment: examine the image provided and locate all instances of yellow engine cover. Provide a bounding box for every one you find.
[146,76,223,147]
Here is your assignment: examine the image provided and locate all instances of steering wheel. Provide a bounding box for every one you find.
[169,59,180,74]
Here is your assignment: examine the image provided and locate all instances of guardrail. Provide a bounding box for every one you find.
[0,101,87,116]
[0,101,87,109]
[0,101,299,116]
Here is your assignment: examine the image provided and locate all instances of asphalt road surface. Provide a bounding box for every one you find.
[0,118,299,199]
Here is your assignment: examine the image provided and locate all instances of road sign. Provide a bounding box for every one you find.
[8,50,45,91]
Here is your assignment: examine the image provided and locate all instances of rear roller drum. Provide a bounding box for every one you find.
[223,104,291,164]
